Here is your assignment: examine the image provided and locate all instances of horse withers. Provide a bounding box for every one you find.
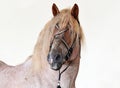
[0,3,84,88]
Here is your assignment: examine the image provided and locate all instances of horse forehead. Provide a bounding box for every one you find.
[58,15,72,29]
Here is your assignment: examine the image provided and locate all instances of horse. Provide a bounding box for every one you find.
[0,3,84,88]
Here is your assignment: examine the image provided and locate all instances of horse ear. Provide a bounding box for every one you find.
[71,4,79,20]
[52,3,60,16]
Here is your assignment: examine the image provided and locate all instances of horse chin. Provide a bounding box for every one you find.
[50,63,62,71]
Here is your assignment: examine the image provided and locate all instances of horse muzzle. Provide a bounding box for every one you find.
[47,51,63,70]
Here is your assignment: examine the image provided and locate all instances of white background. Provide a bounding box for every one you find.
[0,0,120,88]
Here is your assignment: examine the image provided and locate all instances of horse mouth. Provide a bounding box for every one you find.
[50,62,62,70]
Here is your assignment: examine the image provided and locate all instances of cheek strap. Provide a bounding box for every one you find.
[69,34,80,61]
[65,33,77,60]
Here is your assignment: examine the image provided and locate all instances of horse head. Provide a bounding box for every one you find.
[47,3,82,70]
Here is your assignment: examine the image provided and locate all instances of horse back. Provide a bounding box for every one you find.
[0,60,8,71]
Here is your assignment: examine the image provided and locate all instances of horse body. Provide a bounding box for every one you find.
[0,3,84,88]
[0,57,33,88]
[0,55,79,88]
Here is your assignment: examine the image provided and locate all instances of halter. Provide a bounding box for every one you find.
[49,23,77,88]
[50,24,77,61]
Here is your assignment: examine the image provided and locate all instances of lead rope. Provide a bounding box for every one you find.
[57,62,72,88]
[57,70,61,88]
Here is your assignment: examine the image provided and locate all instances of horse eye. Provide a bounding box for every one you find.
[55,23,59,30]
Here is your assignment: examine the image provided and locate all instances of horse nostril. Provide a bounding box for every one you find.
[55,54,61,61]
